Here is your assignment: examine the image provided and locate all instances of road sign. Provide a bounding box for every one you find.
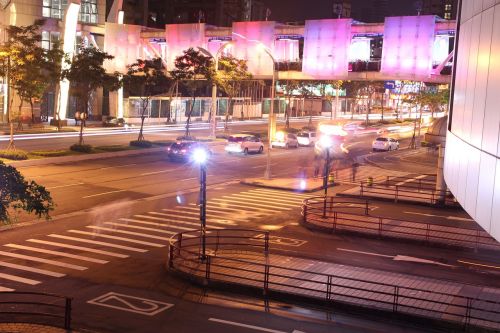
[88,292,173,316]
[384,81,396,90]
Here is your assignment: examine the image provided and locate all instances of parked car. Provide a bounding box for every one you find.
[271,131,299,149]
[167,141,211,162]
[225,134,264,155]
[372,137,399,152]
[103,117,126,127]
[296,131,317,146]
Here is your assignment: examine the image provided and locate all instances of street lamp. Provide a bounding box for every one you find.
[320,135,333,217]
[198,42,233,138]
[193,147,209,260]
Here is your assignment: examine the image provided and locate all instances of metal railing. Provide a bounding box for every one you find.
[302,197,500,250]
[0,291,72,329]
[169,229,500,331]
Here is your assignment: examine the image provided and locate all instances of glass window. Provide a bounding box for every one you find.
[43,0,98,23]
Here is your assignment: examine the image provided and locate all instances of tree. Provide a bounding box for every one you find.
[216,55,252,130]
[123,58,169,141]
[319,80,343,120]
[64,46,121,145]
[0,161,54,224]
[278,80,301,129]
[171,48,215,138]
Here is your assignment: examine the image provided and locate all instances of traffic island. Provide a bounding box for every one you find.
[240,177,335,193]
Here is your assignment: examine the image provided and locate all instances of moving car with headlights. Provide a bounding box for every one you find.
[372,137,399,152]
[296,131,317,146]
[271,131,299,149]
[225,134,264,155]
[167,141,211,162]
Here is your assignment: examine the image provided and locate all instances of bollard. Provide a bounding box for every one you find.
[367,176,373,187]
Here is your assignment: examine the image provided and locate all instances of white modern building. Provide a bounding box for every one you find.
[444,0,500,242]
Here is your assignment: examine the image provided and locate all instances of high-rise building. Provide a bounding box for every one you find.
[333,0,352,18]
[422,0,458,20]
[351,0,388,23]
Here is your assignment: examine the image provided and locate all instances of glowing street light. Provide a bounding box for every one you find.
[193,147,209,259]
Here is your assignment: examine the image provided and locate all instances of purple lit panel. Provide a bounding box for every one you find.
[104,23,143,73]
[232,21,276,76]
[302,19,352,78]
[165,23,206,70]
[381,16,436,76]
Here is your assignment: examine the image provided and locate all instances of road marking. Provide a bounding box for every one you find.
[147,212,237,226]
[251,163,277,169]
[208,318,304,333]
[162,207,245,220]
[129,215,224,229]
[83,190,127,199]
[458,260,500,270]
[0,286,15,292]
[403,211,474,222]
[211,199,278,212]
[395,174,428,186]
[0,272,40,285]
[69,230,164,248]
[100,163,137,170]
[27,239,128,259]
[48,234,147,253]
[140,169,176,176]
[337,248,393,258]
[393,255,454,267]
[223,194,300,208]
[253,234,307,247]
[230,193,302,206]
[180,177,198,182]
[249,189,311,199]
[105,221,181,233]
[88,292,174,316]
[0,250,87,271]
[0,260,65,278]
[5,244,109,264]
[47,182,85,190]
[85,226,170,243]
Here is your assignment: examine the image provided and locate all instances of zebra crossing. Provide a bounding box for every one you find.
[335,165,409,184]
[0,188,310,292]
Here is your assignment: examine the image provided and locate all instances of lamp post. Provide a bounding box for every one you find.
[193,147,209,260]
[320,135,333,217]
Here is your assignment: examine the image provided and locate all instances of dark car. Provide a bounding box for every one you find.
[167,142,211,162]
[103,117,126,127]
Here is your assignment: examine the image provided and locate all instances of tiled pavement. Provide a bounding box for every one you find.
[0,323,75,332]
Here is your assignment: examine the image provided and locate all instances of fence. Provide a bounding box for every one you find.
[169,229,500,332]
[302,196,500,250]
[0,291,72,329]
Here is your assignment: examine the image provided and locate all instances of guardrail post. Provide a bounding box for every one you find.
[426,224,430,243]
[303,203,308,224]
[177,233,182,256]
[333,212,337,232]
[264,232,270,256]
[323,196,327,218]
[378,217,383,237]
[326,275,333,301]
[330,196,334,212]
[365,201,369,215]
[360,183,364,196]
[215,230,220,254]
[263,263,270,296]
[64,298,72,330]
[464,297,472,330]
[395,186,399,203]
[386,176,389,187]
[393,286,399,313]
[205,255,211,282]
[168,244,174,269]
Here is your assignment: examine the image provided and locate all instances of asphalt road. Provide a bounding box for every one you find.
[2,124,497,333]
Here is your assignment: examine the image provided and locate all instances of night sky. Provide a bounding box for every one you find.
[262,0,418,22]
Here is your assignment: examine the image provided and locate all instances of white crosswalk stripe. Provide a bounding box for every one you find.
[5,244,108,264]
[128,215,223,229]
[0,286,15,292]
[85,226,172,243]
[0,250,87,271]
[247,189,310,199]
[69,230,164,247]
[27,239,128,258]
[0,272,40,285]
[209,199,277,212]
[0,261,65,278]
[226,194,301,207]
[215,197,293,210]
[148,212,237,226]
[48,234,147,253]
[104,221,181,233]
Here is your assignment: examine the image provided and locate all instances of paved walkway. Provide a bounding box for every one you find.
[173,250,500,331]
[0,323,76,332]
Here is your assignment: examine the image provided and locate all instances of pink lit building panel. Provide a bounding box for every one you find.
[381,16,436,76]
[302,19,352,78]
[104,23,143,73]
[165,23,206,70]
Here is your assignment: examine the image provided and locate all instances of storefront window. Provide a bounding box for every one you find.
[43,0,98,24]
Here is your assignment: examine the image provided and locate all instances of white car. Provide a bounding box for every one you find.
[271,132,299,149]
[372,137,399,152]
[225,134,264,155]
[296,132,317,146]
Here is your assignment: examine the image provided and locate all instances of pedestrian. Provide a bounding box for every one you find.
[351,162,359,182]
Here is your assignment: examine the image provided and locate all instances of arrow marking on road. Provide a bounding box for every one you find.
[338,249,456,267]
[403,211,474,222]
[208,318,306,333]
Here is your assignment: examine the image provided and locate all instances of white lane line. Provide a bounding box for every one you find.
[180,177,198,182]
[148,212,237,226]
[104,221,180,234]
[243,191,306,202]
[337,248,393,258]
[0,261,65,278]
[251,163,277,169]
[140,169,176,176]
[229,193,302,206]
[5,244,109,264]
[100,163,137,170]
[47,182,85,190]
[129,215,223,229]
[85,226,170,244]
[403,211,474,222]
[208,318,291,333]
[221,196,296,208]
[0,250,87,271]
[0,272,40,285]
[395,174,428,186]
[27,239,128,259]
[69,230,164,248]
[248,189,311,199]
[83,190,127,199]
[212,198,292,212]
[0,286,15,292]
[48,234,147,253]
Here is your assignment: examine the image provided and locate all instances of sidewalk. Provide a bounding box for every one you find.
[173,250,500,331]
[0,323,77,332]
